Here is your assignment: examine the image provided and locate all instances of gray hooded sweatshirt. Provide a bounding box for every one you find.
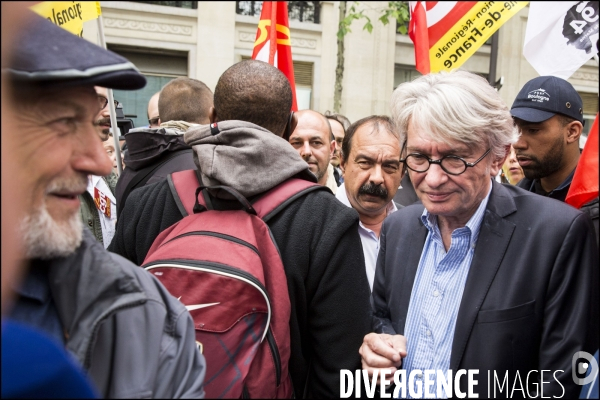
[184,120,317,198]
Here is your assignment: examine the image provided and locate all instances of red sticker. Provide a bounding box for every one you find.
[94,187,111,218]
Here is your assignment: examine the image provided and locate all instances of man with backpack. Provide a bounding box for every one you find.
[109,59,372,397]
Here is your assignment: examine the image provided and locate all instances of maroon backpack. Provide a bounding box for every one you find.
[143,170,323,398]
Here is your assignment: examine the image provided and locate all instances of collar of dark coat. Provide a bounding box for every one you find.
[450,180,518,370]
[45,229,147,361]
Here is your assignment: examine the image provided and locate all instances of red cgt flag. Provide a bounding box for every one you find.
[252,1,298,111]
[566,113,599,209]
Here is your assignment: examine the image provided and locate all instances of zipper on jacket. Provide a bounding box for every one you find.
[162,231,259,255]
[266,328,281,386]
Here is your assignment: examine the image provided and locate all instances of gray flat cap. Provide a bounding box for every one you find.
[4,12,146,90]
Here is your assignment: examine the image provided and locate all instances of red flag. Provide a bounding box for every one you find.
[566,113,599,209]
[408,2,526,74]
[252,1,298,111]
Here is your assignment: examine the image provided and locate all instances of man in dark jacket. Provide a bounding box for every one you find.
[5,14,205,398]
[109,59,372,398]
[511,75,599,245]
[360,71,597,399]
[115,77,213,215]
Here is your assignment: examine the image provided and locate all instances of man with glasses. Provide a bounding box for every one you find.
[359,70,597,398]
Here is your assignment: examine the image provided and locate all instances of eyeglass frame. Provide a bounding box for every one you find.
[399,140,492,176]
[97,95,119,110]
[148,116,160,126]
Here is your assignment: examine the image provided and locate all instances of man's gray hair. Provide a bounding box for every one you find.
[391,70,518,159]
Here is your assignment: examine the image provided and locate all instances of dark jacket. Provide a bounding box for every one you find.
[115,127,196,213]
[109,121,372,398]
[372,181,598,398]
[12,229,206,398]
[517,175,599,246]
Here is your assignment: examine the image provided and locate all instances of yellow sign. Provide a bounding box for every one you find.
[30,1,102,37]
[430,1,528,72]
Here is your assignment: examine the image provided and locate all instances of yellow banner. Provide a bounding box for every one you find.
[30,1,102,37]
[430,1,528,73]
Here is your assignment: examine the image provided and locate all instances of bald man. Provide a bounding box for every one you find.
[289,110,337,193]
[147,91,160,127]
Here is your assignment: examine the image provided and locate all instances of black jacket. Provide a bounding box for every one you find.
[372,181,598,398]
[115,128,196,213]
[517,176,599,246]
[109,178,372,398]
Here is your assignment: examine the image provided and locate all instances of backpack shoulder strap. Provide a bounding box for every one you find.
[167,169,203,217]
[118,151,182,218]
[255,179,326,222]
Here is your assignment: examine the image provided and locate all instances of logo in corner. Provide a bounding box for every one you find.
[527,88,551,103]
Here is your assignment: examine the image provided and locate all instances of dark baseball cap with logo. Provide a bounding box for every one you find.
[4,12,146,90]
[510,76,584,124]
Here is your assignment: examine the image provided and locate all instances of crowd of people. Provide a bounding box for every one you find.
[2,7,598,400]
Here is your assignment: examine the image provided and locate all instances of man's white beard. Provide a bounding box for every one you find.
[21,176,87,259]
[21,204,83,259]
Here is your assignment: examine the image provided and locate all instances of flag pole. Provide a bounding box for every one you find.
[96,15,123,176]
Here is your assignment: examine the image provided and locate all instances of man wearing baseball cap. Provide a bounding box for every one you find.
[510,75,598,242]
[3,13,205,398]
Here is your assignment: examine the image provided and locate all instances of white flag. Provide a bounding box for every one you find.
[523,1,599,79]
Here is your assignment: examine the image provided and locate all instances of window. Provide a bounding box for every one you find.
[108,46,188,129]
[131,1,198,9]
[236,1,321,23]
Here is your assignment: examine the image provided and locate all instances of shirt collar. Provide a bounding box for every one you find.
[12,262,52,303]
[531,168,575,198]
[420,179,493,248]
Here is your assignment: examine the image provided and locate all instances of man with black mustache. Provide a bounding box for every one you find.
[335,115,404,290]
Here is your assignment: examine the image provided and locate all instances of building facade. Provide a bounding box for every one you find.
[84,1,598,142]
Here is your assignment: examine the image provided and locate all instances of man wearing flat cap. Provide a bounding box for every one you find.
[4,14,206,398]
[511,75,598,243]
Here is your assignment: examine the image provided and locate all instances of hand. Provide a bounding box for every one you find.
[359,333,407,381]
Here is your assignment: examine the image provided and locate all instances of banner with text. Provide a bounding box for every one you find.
[409,1,528,74]
[30,1,101,37]
[523,1,599,79]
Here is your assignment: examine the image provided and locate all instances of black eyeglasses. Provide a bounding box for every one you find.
[400,146,491,176]
[97,95,119,110]
[148,117,160,126]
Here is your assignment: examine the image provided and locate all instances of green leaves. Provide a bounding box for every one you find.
[337,1,410,39]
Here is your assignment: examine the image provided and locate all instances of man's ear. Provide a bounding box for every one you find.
[339,155,346,173]
[565,120,583,144]
[329,139,336,157]
[209,107,217,124]
[490,145,510,177]
[282,111,297,140]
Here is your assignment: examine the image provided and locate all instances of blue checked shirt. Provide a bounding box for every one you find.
[400,183,492,399]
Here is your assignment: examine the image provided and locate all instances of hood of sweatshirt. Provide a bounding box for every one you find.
[123,126,192,170]
[184,120,316,198]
